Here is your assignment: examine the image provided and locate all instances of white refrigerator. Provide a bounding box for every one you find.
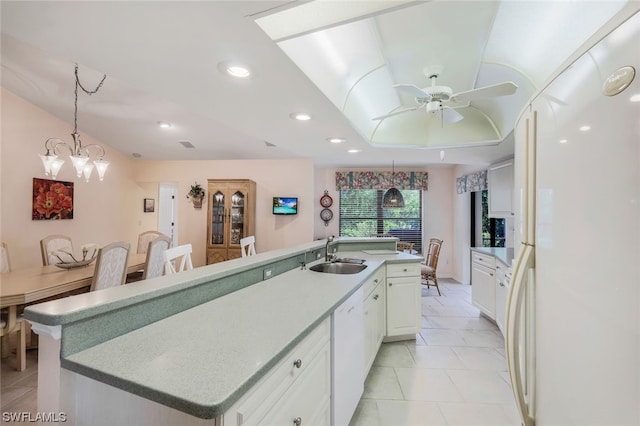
[507,8,640,426]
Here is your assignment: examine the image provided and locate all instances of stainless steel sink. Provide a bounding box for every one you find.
[309,262,368,274]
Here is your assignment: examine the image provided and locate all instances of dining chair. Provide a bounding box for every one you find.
[0,309,27,371]
[240,236,256,257]
[163,244,193,274]
[40,234,73,266]
[1,242,10,273]
[142,235,171,280]
[136,230,167,254]
[421,238,443,296]
[396,241,414,253]
[90,241,131,292]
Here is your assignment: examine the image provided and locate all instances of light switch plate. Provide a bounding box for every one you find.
[263,269,273,280]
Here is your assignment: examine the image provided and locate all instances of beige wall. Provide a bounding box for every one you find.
[1,89,316,268]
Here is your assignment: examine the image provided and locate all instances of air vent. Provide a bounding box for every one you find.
[179,141,195,149]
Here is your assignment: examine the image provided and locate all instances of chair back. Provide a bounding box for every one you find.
[396,241,414,253]
[142,236,171,280]
[425,238,443,270]
[0,242,10,273]
[136,231,167,254]
[40,234,73,266]
[370,233,393,238]
[90,241,131,292]
[163,244,193,274]
[240,236,256,257]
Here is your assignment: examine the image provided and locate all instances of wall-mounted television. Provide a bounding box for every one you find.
[273,197,298,215]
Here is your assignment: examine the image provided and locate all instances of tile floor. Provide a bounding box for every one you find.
[349,279,520,426]
[1,280,519,426]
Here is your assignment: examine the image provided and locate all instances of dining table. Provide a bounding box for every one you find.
[0,253,147,336]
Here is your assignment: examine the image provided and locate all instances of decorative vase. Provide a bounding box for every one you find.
[192,196,204,209]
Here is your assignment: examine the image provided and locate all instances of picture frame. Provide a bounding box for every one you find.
[32,178,74,220]
[144,198,155,213]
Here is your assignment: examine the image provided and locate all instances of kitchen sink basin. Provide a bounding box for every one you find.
[309,262,368,274]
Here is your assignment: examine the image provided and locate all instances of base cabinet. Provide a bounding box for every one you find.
[363,268,385,378]
[494,259,509,334]
[385,263,421,338]
[471,252,496,319]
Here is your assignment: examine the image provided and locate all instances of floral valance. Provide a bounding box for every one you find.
[336,171,428,191]
[456,170,487,194]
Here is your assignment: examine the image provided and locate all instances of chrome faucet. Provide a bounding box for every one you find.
[325,236,335,262]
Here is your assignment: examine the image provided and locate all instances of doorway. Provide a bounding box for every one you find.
[158,183,178,247]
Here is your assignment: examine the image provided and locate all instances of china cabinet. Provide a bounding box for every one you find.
[206,179,256,264]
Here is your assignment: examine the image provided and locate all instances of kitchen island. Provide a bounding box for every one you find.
[25,238,423,425]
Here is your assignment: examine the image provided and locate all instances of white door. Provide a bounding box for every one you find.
[158,183,178,247]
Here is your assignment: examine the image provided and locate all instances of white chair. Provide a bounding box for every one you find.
[136,230,167,254]
[142,235,171,280]
[240,236,256,257]
[90,242,130,292]
[40,234,73,265]
[163,244,193,274]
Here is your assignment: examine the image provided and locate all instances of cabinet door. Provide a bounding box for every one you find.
[386,276,420,337]
[259,342,330,426]
[488,161,514,218]
[471,263,496,318]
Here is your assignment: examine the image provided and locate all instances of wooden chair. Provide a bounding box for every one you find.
[163,244,193,274]
[90,242,130,292]
[396,241,414,253]
[136,230,167,254]
[0,243,27,371]
[240,236,256,257]
[40,234,73,266]
[142,235,171,280]
[421,238,443,296]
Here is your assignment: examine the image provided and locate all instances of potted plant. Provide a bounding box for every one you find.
[187,182,206,208]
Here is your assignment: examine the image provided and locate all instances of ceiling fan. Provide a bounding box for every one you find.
[373,67,518,124]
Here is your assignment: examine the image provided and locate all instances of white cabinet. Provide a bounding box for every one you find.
[385,262,421,339]
[488,160,514,218]
[363,267,385,376]
[226,319,331,426]
[331,288,364,426]
[494,259,509,334]
[471,252,496,319]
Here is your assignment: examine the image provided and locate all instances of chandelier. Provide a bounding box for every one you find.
[40,64,109,182]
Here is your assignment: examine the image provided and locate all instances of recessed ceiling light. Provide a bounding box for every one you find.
[290,112,312,121]
[347,149,360,154]
[217,61,252,78]
[630,93,640,102]
[579,125,591,131]
[327,137,345,144]
[157,121,171,129]
[559,139,568,144]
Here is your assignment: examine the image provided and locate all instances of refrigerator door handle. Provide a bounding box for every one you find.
[506,244,535,426]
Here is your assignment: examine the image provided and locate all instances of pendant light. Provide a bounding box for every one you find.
[383,161,405,208]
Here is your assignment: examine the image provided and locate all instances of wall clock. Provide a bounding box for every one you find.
[320,208,333,226]
[320,190,333,208]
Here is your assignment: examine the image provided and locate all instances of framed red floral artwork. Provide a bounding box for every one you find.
[32,178,74,220]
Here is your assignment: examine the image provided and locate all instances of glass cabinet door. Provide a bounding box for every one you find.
[229,191,245,245]
[211,191,225,245]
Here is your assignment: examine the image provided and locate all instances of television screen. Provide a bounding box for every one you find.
[273,197,298,215]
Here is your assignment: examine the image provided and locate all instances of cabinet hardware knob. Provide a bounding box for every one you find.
[499,281,505,287]
[293,417,302,426]
[293,359,302,368]
[374,279,378,283]
[403,268,407,272]
[373,294,379,300]
[389,282,393,287]
[490,273,494,277]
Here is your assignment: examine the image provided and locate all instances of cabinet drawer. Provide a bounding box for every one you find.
[363,266,385,297]
[231,318,330,425]
[472,251,496,269]
[386,262,420,277]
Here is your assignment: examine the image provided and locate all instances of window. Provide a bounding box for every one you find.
[339,189,422,252]
[470,190,506,247]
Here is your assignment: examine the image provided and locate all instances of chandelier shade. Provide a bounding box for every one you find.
[39,64,109,182]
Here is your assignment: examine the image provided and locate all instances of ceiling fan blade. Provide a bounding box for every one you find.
[450,81,518,103]
[442,107,464,124]
[372,106,419,121]
[392,84,429,98]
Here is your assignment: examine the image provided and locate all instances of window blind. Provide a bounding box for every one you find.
[339,189,423,253]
